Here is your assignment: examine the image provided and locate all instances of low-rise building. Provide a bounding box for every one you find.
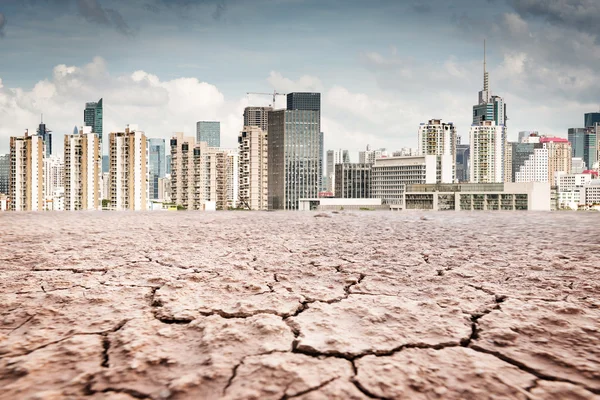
[371,156,436,206]
[299,198,388,211]
[334,163,372,199]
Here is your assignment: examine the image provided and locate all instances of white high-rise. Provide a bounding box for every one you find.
[64,126,101,211]
[326,149,350,193]
[226,150,239,209]
[9,132,44,211]
[417,119,456,183]
[470,121,506,183]
[238,126,268,210]
[109,125,149,211]
[44,155,64,210]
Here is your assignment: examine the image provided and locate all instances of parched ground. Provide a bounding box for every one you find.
[0,211,599,400]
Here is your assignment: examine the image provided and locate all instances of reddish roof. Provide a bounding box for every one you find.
[583,170,599,177]
[540,136,569,143]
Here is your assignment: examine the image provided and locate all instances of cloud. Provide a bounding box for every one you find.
[510,0,600,36]
[266,71,324,93]
[0,13,6,38]
[144,0,228,21]
[76,0,134,35]
[0,57,247,155]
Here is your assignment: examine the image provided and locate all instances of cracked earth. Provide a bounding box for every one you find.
[0,211,599,399]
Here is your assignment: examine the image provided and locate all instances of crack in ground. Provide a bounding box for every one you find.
[281,377,337,399]
[7,315,35,335]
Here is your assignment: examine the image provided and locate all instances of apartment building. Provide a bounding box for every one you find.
[9,132,44,211]
[109,125,149,211]
[238,126,268,210]
[44,155,64,210]
[64,127,101,210]
[417,119,456,183]
[469,121,506,183]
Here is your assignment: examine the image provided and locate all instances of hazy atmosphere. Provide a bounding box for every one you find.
[1,0,598,155]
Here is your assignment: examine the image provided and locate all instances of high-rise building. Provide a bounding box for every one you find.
[584,112,600,128]
[166,154,172,175]
[37,118,52,157]
[84,98,103,147]
[268,108,322,210]
[9,132,44,211]
[417,119,457,183]
[170,133,197,209]
[326,149,350,194]
[455,144,470,183]
[244,107,272,132]
[472,43,507,128]
[102,155,109,173]
[64,127,101,211]
[238,126,268,210]
[568,128,597,171]
[469,121,506,183]
[148,138,166,200]
[226,150,239,209]
[334,163,372,198]
[513,137,571,184]
[0,154,9,195]
[544,137,572,185]
[196,121,220,148]
[359,145,387,164]
[509,142,540,182]
[44,155,64,210]
[109,125,149,211]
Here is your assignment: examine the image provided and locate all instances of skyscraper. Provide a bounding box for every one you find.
[9,132,44,211]
[84,99,103,146]
[455,144,470,183]
[568,128,597,171]
[417,119,457,183]
[244,107,272,132]
[64,127,101,211]
[238,126,268,210]
[148,138,166,200]
[584,112,600,128]
[196,121,221,147]
[0,154,9,195]
[469,121,506,183]
[268,108,322,210]
[472,42,507,127]
[287,92,321,112]
[37,117,52,157]
[326,149,350,193]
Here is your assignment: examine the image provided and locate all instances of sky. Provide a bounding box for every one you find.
[0,0,599,158]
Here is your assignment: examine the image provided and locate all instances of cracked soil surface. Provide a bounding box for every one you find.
[0,211,599,399]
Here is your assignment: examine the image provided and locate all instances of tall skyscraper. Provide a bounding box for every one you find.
[148,138,166,200]
[9,132,44,211]
[584,112,600,128]
[109,125,149,211]
[238,126,268,210]
[469,121,506,183]
[0,154,9,195]
[472,42,507,127]
[287,92,321,112]
[268,108,321,210]
[326,149,350,193]
[568,128,597,171]
[196,121,220,147]
[37,117,52,157]
[84,99,103,147]
[64,127,101,210]
[244,107,272,132]
[417,119,457,183]
[455,144,470,183]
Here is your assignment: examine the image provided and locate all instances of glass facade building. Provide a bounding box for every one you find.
[568,128,597,170]
[584,113,600,128]
[455,144,470,183]
[510,142,542,182]
[0,153,9,194]
[166,155,172,175]
[334,163,372,198]
[268,110,322,210]
[148,138,166,200]
[287,92,321,112]
[196,121,220,148]
[84,98,103,148]
[36,122,52,157]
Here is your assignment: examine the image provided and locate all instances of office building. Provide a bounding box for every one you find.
[469,121,506,183]
[513,137,571,184]
[37,118,52,157]
[109,125,149,211]
[196,121,220,148]
[166,155,172,175]
[102,155,109,173]
[371,155,437,206]
[268,108,322,210]
[244,106,272,132]
[287,92,321,112]
[238,126,268,210]
[84,98,103,146]
[148,138,166,200]
[9,132,44,211]
[472,44,507,127]
[0,154,9,195]
[568,128,597,171]
[64,127,101,211]
[417,119,456,183]
[326,149,350,193]
[44,155,64,210]
[584,112,600,128]
[158,176,171,203]
[509,142,539,182]
[359,145,388,164]
[334,163,372,199]
[456,144,470,183]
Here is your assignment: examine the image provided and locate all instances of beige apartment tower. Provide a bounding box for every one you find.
[9,132,44,211]
[109,125,149,210]
[64,127,101,210]
[238,126,268,210]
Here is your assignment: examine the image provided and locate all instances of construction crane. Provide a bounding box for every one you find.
[247,90,286,108]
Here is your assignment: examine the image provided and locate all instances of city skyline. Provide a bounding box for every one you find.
[1,0,600,156]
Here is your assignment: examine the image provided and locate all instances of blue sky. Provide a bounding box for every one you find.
[1,0,599,156]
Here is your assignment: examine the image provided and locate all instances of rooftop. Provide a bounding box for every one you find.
[1,212,599,399]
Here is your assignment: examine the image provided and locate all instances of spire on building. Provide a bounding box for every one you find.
[479,40,490,105]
